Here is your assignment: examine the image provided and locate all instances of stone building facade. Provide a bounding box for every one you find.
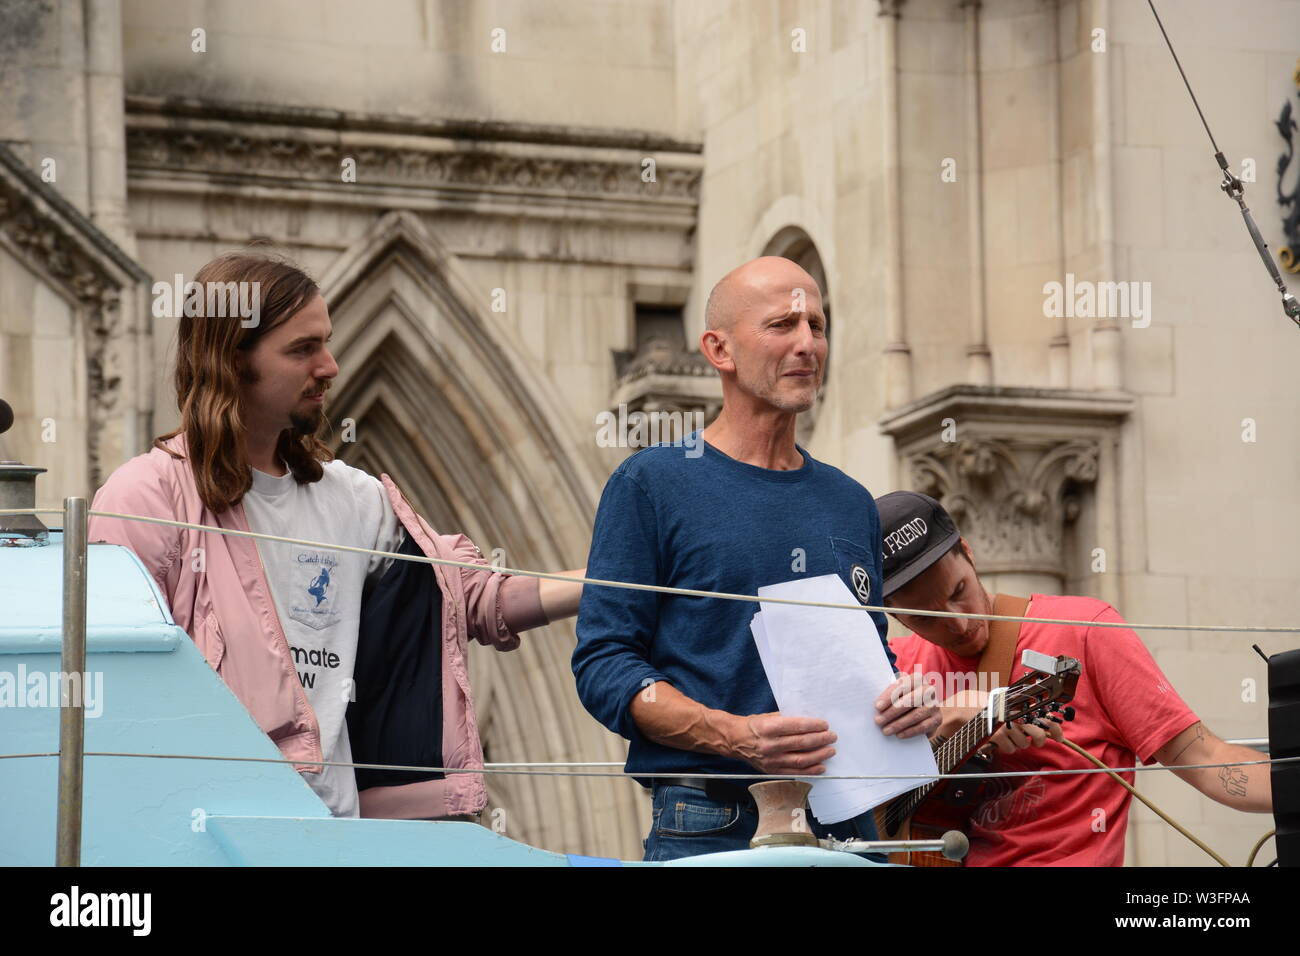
[1,0,1295,864]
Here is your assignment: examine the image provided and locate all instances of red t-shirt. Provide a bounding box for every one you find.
[888,594,1198,867]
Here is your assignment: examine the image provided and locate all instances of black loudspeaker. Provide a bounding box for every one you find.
[1267,647,1300,867]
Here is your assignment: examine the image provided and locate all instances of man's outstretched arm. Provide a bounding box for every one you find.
[629,674,940,775]
[538,568,585,622]
[1154,721,1273,813]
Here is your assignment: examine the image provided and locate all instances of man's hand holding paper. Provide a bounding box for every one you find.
[729,713,838,776]
[875,671,942,740]
[752,573,940,823]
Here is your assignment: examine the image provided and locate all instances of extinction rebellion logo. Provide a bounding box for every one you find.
[850,565,871,604]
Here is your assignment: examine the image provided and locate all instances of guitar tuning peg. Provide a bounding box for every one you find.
[1062,706,1076,722]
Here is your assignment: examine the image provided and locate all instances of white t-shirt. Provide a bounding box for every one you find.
[242,459,403,817]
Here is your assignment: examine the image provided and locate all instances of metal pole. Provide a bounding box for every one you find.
[56,497,88,867]
[829,833,970,862]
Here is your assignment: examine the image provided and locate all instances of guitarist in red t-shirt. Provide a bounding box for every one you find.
[875,491,1273,867]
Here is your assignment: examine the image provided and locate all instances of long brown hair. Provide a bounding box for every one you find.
[154,252,333,513]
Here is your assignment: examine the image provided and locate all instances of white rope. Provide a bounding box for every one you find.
[485,761,625,768]
[1,748,1295,782]
[70,507,1300,635]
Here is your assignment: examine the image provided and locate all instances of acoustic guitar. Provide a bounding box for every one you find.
[872,652,1081,866]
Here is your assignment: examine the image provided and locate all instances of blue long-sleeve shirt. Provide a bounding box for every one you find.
[571,435,894,780]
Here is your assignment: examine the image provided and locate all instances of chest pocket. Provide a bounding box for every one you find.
[828,536,877,606]
[285,554,346,632]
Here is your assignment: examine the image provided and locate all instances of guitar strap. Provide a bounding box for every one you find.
[976,593,1030,691]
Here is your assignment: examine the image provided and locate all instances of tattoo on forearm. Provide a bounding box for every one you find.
[1218,765,1248,797]
[1168,722,1205,764]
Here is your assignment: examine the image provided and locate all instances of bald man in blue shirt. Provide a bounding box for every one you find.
[573,257,940,861]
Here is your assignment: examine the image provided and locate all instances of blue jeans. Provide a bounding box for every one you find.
[642,784,883,862]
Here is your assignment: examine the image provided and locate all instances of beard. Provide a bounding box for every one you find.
[289,404,325,435]
[734,360,820,413]
[239,362,328,437]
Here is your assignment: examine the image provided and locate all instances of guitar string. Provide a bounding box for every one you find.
[886,708,1015,829]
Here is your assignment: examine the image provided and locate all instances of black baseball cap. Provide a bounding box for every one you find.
[876,491,962,597]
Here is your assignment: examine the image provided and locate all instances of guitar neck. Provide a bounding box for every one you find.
[880,662,1078,836]
[886,710,998,827]
[935,711,996,775]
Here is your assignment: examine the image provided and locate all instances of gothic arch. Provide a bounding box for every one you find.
[318,211,643,857]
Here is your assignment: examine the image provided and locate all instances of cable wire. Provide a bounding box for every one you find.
[1057,737,1231,867]
[0,747,1295,783]
[1246,828,1276,868]
[1147,0,1219,152]
[6,507,1298,636]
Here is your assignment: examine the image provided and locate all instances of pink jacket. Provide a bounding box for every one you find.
[88,435,546,818]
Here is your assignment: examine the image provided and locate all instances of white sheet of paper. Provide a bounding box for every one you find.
[750,612,856,799]
[753,574,938,823]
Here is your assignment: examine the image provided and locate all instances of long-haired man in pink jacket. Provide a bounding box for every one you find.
[90,252,584,820]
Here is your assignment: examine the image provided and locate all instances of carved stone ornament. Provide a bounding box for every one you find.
[878,385,1133,582]
[614,335,714,385]
[126,97,703,207]
[610,335,721,423]
[0,143,148,487]
[908,437,1098,578]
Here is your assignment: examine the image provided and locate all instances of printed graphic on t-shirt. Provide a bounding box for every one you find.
[973,774,1046,830]
[290,644,344,691]
[828,536,875,606]
[287,551,342,631]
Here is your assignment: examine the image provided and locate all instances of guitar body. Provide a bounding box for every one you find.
[873,816,958,867]
[873,752,992,866]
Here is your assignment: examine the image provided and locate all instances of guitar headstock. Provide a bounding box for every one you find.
[987,652,1081,727]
